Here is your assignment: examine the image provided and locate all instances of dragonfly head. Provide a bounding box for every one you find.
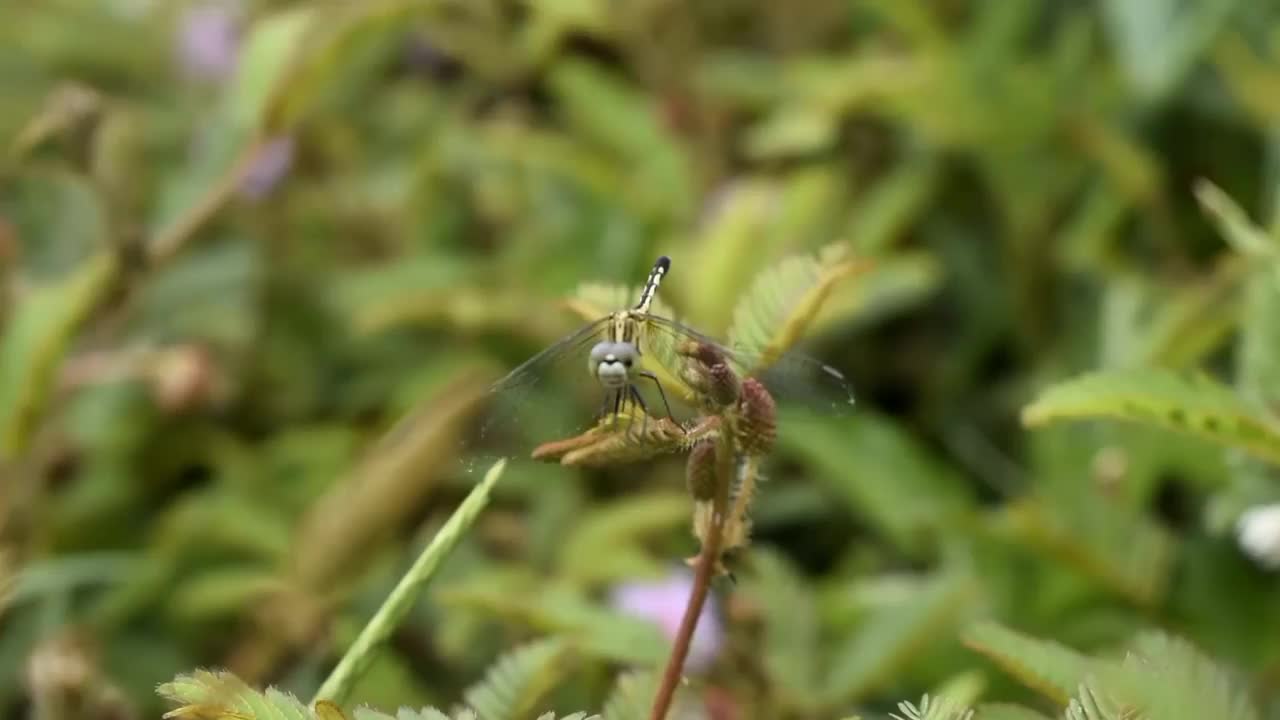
[589,341,637,389]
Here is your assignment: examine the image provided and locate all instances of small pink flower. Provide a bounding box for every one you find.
[611,569,724,672]
[239,136,295,200]
[176,1,242,81]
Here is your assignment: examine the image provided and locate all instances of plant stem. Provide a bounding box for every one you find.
[310,458,506,709]
[648,519,721,720]
[649,438,733,720]
[147,137,265,268]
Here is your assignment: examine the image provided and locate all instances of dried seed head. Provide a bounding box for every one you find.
[686,440,717,501]
[532,411,686,466]
[734,378,776,455]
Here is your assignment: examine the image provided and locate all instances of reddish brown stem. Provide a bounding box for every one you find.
[648,515,722,720]
[650,428,734,720]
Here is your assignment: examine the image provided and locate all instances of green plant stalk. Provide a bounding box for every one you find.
[649,433,734,720]
[310,458,507,708]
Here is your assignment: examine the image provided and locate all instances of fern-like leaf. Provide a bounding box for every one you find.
[973,703,1055,720]
[1098,632,1260,720]
[888,694,974,720]
[1061,684,1127,720]
[158,670,313,720]
[462,639,571,720]
[822,574,972,705]
[353,707,457,720]
[1001,490,1174,606]
[1021,369,1280,466]
[600,672,658,720]
[728,243,871,369]
[961,622,1092,706]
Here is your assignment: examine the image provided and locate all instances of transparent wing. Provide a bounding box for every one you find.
[473,316,615,460]
[640,314,855,415]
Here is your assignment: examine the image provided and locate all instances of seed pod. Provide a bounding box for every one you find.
[735,378,776,455]
[686,440,717,501]
[705,362,740,408]
[678,341,740,408]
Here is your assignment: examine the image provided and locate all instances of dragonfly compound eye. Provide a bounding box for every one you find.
[589,342,635,388]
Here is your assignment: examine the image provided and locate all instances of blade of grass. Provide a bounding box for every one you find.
[310,458,507,708]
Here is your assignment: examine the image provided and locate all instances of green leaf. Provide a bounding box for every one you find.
[1195,179,1278,259]
[1096,632,1261,720]
[1002,488,1174,606]
[168,566,279,623]
[354,707,475,720]
[973,704,1054,720]
[229,9,314,132]
[521,0,610,64]
[822,574,973,705]
[313,459,508,707]
[0,548,14,615]
[148,7,311,259]
[886,694,976,720]
[1196,180,1280,413]
[962,622,1092,706]
[1061,684,1123,720]
[556,491,692,585]
[1,168,106,280]
[547,60,689,221]
[600,672,657,720]
[778,409,974,553]
[0,252,118,461]
[750,550,823,714]
[131,237,262,353]
[462,638,571,720]
[743,107,838,160]
[265,4,418,133]
[158,670,313,720]
[436,582,670,667]
[810,250,944,332]
[728,243,870,368]
[353,708,452,720]
[1021,369,1280,466]
[682,181,784,331]
[846,157,940,254]
[1101,0,1238,104]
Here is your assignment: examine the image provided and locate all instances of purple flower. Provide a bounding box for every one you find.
[238,136,295,200]
[176,1,242,81]
[611,569,724,672]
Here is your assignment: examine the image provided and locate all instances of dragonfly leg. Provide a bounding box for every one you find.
[636,370,681,431]
[628,383,650,437]
[610,387,625,429]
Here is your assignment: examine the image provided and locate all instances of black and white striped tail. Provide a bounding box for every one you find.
[634,255,670,313]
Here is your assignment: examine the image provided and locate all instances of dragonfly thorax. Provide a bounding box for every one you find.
[589,341,638,389]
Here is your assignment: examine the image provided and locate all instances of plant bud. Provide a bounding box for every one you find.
[735,378,776,455]
[686,440,717,501]
[678,341,740,408]
[705,362,740,408]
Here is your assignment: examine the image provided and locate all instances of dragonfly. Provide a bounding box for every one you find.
[474,256,855,461]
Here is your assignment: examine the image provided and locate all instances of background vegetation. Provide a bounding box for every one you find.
[4,1,1280,718]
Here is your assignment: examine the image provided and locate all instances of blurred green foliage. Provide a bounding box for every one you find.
[5,0,1280,719]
